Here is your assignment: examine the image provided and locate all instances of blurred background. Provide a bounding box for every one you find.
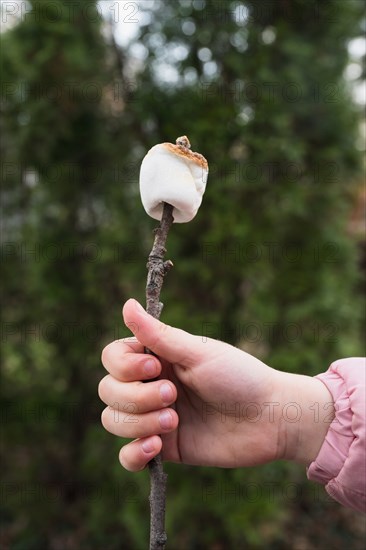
[1,0,365,548]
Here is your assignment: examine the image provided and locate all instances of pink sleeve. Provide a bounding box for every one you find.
[307,357,366,514]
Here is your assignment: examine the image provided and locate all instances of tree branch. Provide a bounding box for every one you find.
[145,201,174,550]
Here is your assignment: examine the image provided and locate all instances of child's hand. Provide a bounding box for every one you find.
[99,299,333,471]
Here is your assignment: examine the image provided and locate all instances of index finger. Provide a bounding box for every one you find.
[101,338,161,382]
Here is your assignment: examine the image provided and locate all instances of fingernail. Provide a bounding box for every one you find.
[144,360,157,377]
[142,439,155,453]
[159,410,173,430]
[160,383,173,404]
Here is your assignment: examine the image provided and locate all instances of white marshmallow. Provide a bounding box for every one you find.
[139,138,209,223]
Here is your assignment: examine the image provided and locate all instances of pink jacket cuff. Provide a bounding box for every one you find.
[307,357,366,514]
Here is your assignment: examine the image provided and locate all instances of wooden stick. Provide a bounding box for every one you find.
[145,202,174,550]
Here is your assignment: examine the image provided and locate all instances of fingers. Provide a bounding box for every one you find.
[101,405,179,439]
[101,299,194,472]
[98,375,177,413]
[119,436,163,472]
[122,299,204,366]
[101,340,161,381]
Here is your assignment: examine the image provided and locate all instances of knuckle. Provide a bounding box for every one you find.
[101,342,113,366]
[97,375,109,401]
[119,446,129,467]
[101,407,111,430]
[119,446,127,467]
[158,321,170,338]
[123,445,147,472]
[150,321,171,349]
[119,446,136,472]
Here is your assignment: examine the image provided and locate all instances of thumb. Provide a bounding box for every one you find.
[122,299,202,366]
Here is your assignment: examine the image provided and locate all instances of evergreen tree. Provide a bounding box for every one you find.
[128,2,363,543]
[1,1,148,547]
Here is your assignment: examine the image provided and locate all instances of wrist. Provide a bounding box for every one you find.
[275,371,335,465]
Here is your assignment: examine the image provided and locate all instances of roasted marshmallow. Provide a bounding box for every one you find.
[139,136,209,223]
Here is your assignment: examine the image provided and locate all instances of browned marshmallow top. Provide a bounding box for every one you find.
[162,143,208,170]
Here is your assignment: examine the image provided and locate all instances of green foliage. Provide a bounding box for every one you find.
[1,0,364,548]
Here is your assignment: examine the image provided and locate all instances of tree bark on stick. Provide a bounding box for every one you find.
[145,202,174,550]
